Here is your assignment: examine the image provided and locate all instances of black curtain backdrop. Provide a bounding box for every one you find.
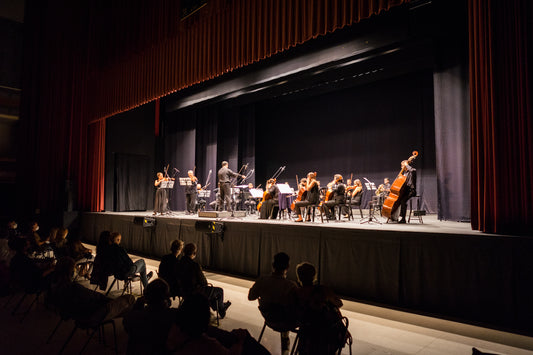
[114,153,149,211]
[105,102,156,212]
[162,71,438,213]
[164,108,197,211]
[255,71,437,213]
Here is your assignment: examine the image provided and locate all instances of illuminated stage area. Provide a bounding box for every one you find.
[80,211,533,337]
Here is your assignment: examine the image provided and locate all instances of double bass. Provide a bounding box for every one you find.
[381,151,418,219]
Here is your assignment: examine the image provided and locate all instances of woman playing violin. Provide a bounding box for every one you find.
[294,172,320,222]
[154,172,174,215]
[259,178,280,219]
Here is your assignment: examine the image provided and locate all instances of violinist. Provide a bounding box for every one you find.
[294,172,320,222]
[322,174,346,220]
[259,179,280,219]
[185,170,201,214]
[397,161,416,224]
[154,172,174,215]
[345,179,363,217]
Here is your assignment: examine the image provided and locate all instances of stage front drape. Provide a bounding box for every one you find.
[20,0,411,220]
[80,213,533,335]
[469,0,533,234]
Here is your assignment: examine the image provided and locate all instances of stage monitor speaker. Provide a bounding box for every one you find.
[143,217,156,227]
[133,217,144,225]
[195,220,224,233]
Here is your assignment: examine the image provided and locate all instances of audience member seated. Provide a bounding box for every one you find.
[6,220,21,239]
[176,243,231,318]
[66,232,93,261]
[292,262,348,355]
[107,232,153,288]
[90,230,114,290]
[48,257,135,326]
[158,239,184,298]
[27,221,47,249]
[248,252,298,354]
[166,293,249,354]
[9,237,55,292]
[51,227,69,259]
[123,278,177,354]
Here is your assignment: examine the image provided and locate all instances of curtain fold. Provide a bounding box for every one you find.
[469,0,533,234]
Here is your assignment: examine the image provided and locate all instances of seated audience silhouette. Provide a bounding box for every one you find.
[248,251,298,354]
[176,243,231,318]
[48,257,134,325]
[292,262,348,355]
[166,293,250,354]
[158,239,184,298]
[107,232,153,288]
[123,278,176,354]
[9,237,55,292]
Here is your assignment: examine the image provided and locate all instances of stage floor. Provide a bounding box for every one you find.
[97,209,481,236]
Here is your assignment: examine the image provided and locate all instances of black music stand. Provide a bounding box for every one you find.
[160,180,175,214]
[360,180,382,224]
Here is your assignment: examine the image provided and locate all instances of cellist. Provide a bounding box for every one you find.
[396,160,417,223]
[259,179,279,219]
[294,172,320,222]
[322,174,346,220]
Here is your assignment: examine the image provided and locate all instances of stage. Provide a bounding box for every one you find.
[79,210,533,336]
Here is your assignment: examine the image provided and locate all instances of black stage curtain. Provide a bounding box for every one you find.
[114,153,149,211]
[164,71,439,213]
[256,71,437,213]
[164,108,197,211]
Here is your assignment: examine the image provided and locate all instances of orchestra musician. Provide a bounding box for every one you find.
[154,172,174,215]
[376,178,391,198]
[322,174,346,220]
[243,183,258,213]
[368,177,390,216]
[397,161,417,223]
[345,179,363,217]
[294,172,320,222]
[217,161,245,212]
[259,179,280,219]
[185,170,201,214]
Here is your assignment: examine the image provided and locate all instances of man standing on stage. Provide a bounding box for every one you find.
[185,170,200,214]
[398,160,416,223]
[217,161,245,212]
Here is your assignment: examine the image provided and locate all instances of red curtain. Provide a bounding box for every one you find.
[21,0,411,219]
[469,0,533,234]
[85,121,106,212]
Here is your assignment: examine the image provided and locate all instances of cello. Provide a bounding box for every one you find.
[257,166,286,211]
[381,151,418,219]
[290,175,307,211]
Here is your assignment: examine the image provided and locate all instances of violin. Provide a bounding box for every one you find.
[381,151,419,219]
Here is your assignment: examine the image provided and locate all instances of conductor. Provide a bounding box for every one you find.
[217,161,245,211]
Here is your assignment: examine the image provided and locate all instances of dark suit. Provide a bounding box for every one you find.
[217,166,240,211]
